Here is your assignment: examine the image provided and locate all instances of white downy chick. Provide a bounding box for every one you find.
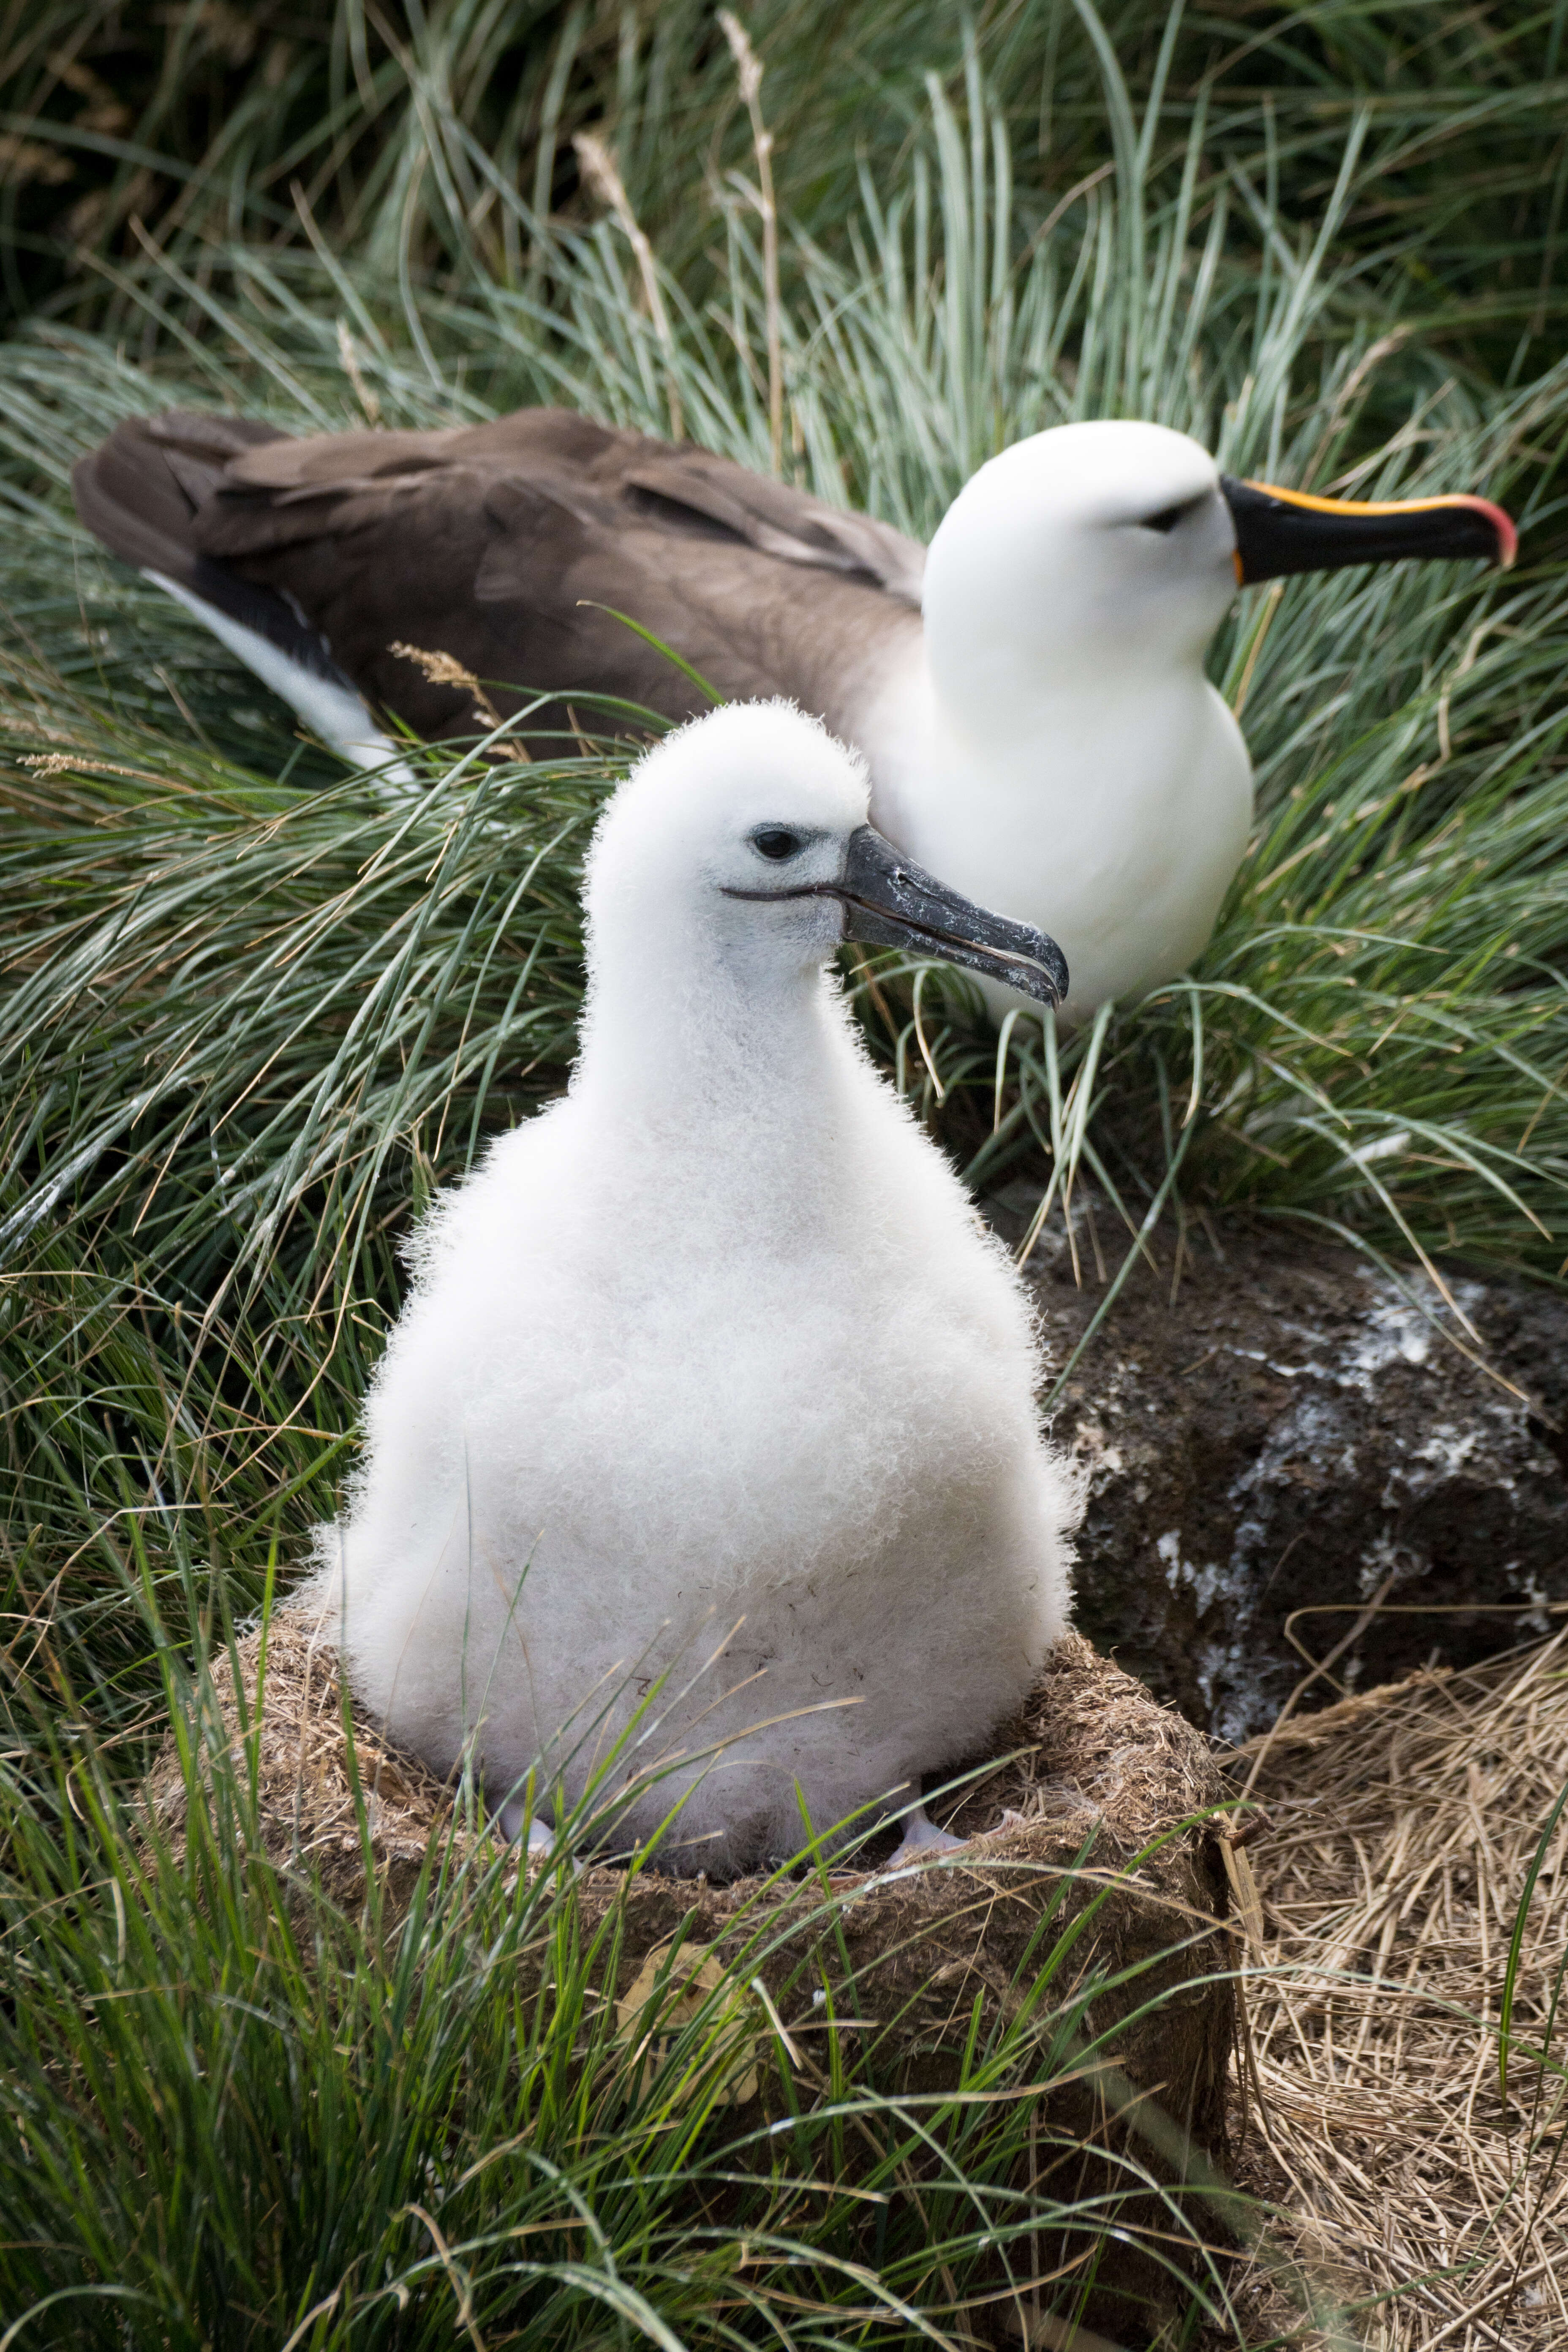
[308,700,1078,1875]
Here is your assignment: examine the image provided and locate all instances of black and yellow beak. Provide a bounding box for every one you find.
[1220,477,1517,586]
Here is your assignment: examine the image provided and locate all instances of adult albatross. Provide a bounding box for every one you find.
[73,408,1515,1015]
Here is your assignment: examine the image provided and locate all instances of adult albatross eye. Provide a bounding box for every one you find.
[1139,494,1204,535]
[751,826,805,861]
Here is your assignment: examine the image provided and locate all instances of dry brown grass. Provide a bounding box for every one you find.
[1226,1625,1568,2349]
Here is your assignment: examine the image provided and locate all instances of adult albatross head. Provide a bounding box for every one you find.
[921,416,1516,705]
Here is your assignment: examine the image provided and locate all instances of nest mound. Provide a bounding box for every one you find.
[1228,1622,1568,2349]
[148,1612,1236,2342]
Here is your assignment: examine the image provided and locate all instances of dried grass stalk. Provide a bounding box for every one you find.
[1230,1628,1568,2349]
[573,131,683,442]
[719,9,783,474]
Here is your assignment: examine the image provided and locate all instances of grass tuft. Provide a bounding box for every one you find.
[0,1554,1257,2349]
[3,10,1568,2339]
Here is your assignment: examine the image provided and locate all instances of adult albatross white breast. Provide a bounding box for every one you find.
[305,698,1077,1876]
[74,408,1514,1016]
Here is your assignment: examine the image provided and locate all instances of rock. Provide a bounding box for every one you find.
[986,1184,1568,1743]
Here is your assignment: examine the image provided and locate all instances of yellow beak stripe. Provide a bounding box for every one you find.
[1239,479,1518,571]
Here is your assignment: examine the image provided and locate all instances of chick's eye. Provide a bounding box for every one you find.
[752,826,804,861]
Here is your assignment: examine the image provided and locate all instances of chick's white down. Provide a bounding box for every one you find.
[310,702,1076,1875]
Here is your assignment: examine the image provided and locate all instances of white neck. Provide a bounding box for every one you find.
[932,625,1202,758]
[858,632,1219,808]
[573,938,864,1204]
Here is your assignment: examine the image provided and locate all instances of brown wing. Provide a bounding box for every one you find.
[73,406,925,751]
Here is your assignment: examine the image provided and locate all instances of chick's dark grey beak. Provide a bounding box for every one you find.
[832,825,1068,1007]
[1220,476,1516,585]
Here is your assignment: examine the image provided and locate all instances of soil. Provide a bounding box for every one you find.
[985,1183,1568,1741]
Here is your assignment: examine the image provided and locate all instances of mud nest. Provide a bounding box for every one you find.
[1226,1620,1568,2350]
[147,1611,1237,2342]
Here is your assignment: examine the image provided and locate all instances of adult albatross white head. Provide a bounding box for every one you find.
[305,699,1076,1876]
[74,409,1514,1017]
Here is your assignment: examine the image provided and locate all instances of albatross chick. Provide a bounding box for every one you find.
[306,700,1077,1875]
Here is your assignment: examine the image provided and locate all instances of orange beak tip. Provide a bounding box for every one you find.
[1459,493,1519,571]
[1227,477,1518,579]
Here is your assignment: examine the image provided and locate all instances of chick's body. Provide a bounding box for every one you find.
[313,704,1075,1875]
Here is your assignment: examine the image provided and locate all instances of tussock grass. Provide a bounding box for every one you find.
[3,7,1568,2342]
[0,1549,1261,2350]
[10,1,1568,372]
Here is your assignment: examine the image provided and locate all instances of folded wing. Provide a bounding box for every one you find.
[73,407,925,754]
